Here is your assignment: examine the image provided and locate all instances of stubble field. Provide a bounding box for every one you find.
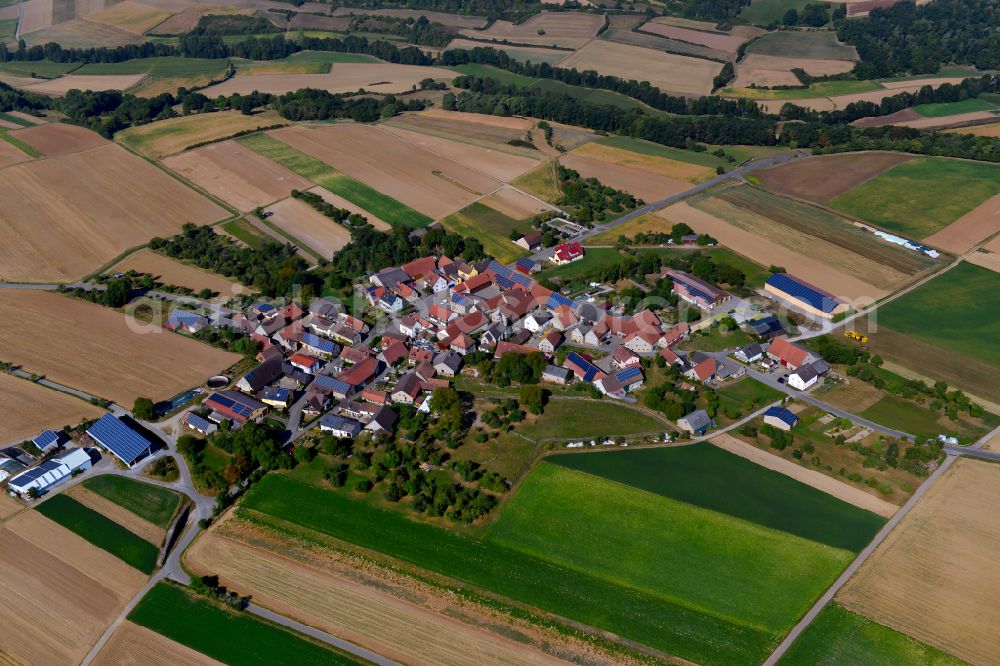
[264,197,352,259]
[0,290,240,404]
[199,63,456,96]
[559,150,689,201]
[838,458,1000,664]
[110,248,252,299]
[461,11,604,48]
[116,110,290,159]
[558,40,720,96]
[0,371,105,442]
[0,510,147,665]
[93,621,222,666]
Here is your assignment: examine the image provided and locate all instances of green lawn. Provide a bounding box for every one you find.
[448,63,538,87]
[680,325,755,352]
[878,262,1000,368]
[0,60,81,78]
[129,583,360,665]
[550,443,885,551]
[537,247,626,281]
[35,495,159,573]
[597,135,727,168]
[780,604,965,665]
[82,475,181,528]
[440,201,530,263]
[237,133,431,228]
[860,396,950,439]
[739,0,815,25]
[517,398,664,440]
[490,462,853,634]
[829,157,1000,238]
[912,97,998,118]
[241,473,771,664]
[75,57,228,77]
[718,377,784,408]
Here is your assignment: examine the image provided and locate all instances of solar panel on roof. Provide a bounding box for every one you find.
[185,413,213,431]
[208,393,254,418]
[303,332,335,352]
[86,414,152,466]
[511,272,533,288]
[615,366,643,382]
[495,274,515,290]
[33,430,59,447]
[766,274,840,313]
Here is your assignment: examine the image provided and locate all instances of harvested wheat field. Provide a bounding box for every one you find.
[163,140,311,211]
[85,1,172,34]
[445,38,570,65]
[18,0,54,35]
[462,11,603,49]
[712,434,898,516]
[94,621,221,666]
[200,63,456,97]
[560,151,689,202]
[0,372,104,443]
[851,108,921,128]
[480,186,552,220]
[573,141,715,182]
[0,494,23,521]
[734,54,856,88]
[383,109,541,157]
[22,17,142,48]
[379,124,541,182]
[880,77,968,90]
[304,186,390,232]
[945,121,1000,138]
[117,109,288,159]
[11,122,109,156]
[838,458,1000,664]
[660,201,888,300]
[638,20,747,52]
[0,511,147,666]
[110,249,252,300]
[558,40,720,96]
[0,138,33,168]
[185,521,571,666]
[148,4,252,34]
[967,235,1000,273]
[924,193,1000,254]
[18,72,145,94]
[67,485,165,545]
[0,143,226,283]
[0,291,239,405]
[590,212,676,244]
[755,152,914,204]
[273,124,499,219]
[264,198,352,258]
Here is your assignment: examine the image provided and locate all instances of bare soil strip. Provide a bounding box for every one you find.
[67,485,165,545]
[0,511,146,665]
[11,123,108,156]
[966,236,1000,273]
[0,371,104,443]
[838,458,1000,664]
[711,434,898,517]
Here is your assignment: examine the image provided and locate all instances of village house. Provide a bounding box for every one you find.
[320,414,364,438]
[204,391,268,428]
[623,329,661,354]
[524,311,553,333]
[665,270,730,310]
[767,337,818,370]
[659,347,685,367]
[746,316,785,340]
[542,365,572,385]
[289,352,322,375]
[551,242,584,265]
[735,343,764,364]
[612,347,642,370]
[300,332,339,358]
[677,409,714,435]
[538,329,563,354]
[392,373,422,404]
[164,309,209,334]
[515,229,543,251]
[685,357,718,384]
[433,352,463,377]
[237,358,283,393]
[365,405,399,433]
[261,387,292,409]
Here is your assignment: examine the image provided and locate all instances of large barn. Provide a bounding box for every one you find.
[86,414,155,468]
[764,273,849,320]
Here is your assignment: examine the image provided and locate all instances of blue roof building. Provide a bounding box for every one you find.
[764,273,848,319]
[301,332,338,356]
[87,414,154,468]
[764,406,799,431]
[31,429,62,453]
[319,414,364,438]
[746,316,785,340]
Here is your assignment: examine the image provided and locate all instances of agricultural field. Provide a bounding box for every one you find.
[838,458,1000,664]
[755,152,914,204]
[269,124,499,220]
[516,398,665,440]
[0,510,147,665]
[747,30,858,61]
[75,55,229,96]
[725,78,878,98]
[17,72,146,94]
[263,197,352,259]
[12,122,106,155]
[445,38,570,65]
[84,1,172,35]
[199,63,455,96]
[557,40,721,96]
[781,604,964,665]
[912,96,998,117]
[945,121,1000,137]
[0,290,240,405]
[67,484,167,546]
[164,139,311,212]
[129,582,359,665]
[460,11,604,49]
[117,110,290,160]
[110,248,252,299]
[22,19,140,49]
[93,621,221,666]
[148,4,254,36]
[36,495,161,573]
[876,261,1000,368]
[332,6,487,28]
[574,139,717,182]
[185,518,575,665]
[0,59,80,78]
[440,201,532,263]
[0,372,105,443]
[81,475,181,528]
[383,109,543,159]
[967,234,1000,272]
[0,133,36,166]
[0,127,227,283]
[830,157,1000,240]
[237,132,431,228]
[559,146,692,202]
[638,17,755,54]
[233,51,378,75]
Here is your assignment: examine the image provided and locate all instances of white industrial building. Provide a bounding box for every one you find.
[7,448,92,497]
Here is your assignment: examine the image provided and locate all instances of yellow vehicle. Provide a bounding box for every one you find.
[844,330,869,344]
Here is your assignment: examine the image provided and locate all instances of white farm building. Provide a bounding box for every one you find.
[7,448,92,497]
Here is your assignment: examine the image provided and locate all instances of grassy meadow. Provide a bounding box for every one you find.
[440,202,531,263]
[829,158,1000,238]
[75,57,228,77]
[537,247,627,281]
[597,135,729,168]
[512,162,563,204]
[82,475,181,528]
[36,495,159,573]
[129,583,359,665]
[516,398,665,440]
[913,97,998,118]
[723,80,879,99]
[780,604,964,665]
[237,133,431,228]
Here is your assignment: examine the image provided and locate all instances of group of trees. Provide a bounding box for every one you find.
[557,165,640,223]
[347,14,454,47]
[274,88,426,121]
[480,351,547,387]
[191,14,282,36]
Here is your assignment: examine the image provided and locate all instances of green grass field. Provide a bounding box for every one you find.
[537,247,626,281]
[723,80,880,99]
[551,443,885,551]
[0,18,17,40]
[129,583,359,665]
[448,63,538,87]
[780,604,965,665]
[0,60,80,78]
[491,462,852,634]
[829,157,1000,238]
[237,133,431,228]
[234,51,378,73]
[440,202,530,263]
[82,475,181,528]
[913,97,998,118]
[516,398,664,440]
[0,130,40,157]
[859,396,945,439]
[878,262,1000,368]
[240,473,772,664]
[718,376,784,408]
[222,218,267,250]
[75,57,228,77]
[597,135,728,168]
[35,495,159,573]
[511,162,562,204]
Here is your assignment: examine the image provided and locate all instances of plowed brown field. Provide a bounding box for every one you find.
[264,197,352,258]
[11,123,109,156]
[839,458,1000,664]
[755,152,914,203]
[0,290,240,404]
[924,193,1000,253]
[557,40,720,96]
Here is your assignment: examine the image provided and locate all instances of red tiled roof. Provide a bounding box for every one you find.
[338,357,379,386]
[659,347,681,365]
[361,389,388,404]
[381,341,409,365]
[494,341,536,358]
[768,337,812,367]
[553,242,584,262]
[690,357,717,382]
[290,353,320,368]
[402,255,438,280]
